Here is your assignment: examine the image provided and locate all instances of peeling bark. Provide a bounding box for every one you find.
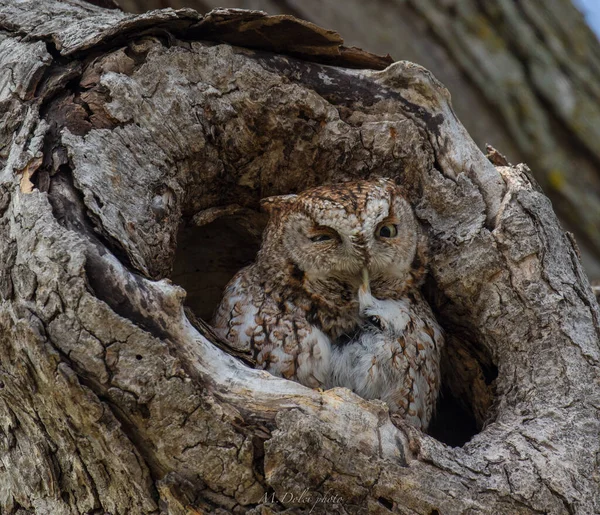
[120,0,600,282]
[1,1,599,514]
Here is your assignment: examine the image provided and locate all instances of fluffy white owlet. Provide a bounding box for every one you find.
[327,271,443,430]
[212,179,435,390]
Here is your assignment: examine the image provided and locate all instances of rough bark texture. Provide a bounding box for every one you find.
[118,0,600,282]
[1,1,599,514]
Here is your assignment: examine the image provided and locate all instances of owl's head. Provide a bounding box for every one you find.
[260,179,420,286]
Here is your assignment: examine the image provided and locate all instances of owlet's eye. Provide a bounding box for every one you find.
[310,234,333,242]
[377,224,398,238]
[367,315,383,330]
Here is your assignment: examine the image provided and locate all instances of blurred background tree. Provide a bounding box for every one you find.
[116,0,600,282]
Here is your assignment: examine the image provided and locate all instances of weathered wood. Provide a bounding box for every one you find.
[125,0,600,282]
[1,1,599,513]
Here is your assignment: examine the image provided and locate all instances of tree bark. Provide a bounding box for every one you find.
[1,1,599,514]
[118,0,600,282]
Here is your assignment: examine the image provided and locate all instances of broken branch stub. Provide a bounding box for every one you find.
[0,0,599,513]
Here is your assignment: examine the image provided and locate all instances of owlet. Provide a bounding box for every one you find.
[327,270,443,430]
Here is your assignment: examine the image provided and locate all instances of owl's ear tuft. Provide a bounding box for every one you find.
[260,194,298,215]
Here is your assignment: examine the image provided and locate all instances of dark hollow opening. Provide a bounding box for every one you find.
[171,211,497,448]
[427,355,498,447]
[378,497,394,510]
[171,214,263,322]
[428,384,479,447]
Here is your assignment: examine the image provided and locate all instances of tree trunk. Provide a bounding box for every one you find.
[118,0,600,283]
[1,1,599,514]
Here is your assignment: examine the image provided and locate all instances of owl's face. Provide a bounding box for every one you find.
[261,179,419,286]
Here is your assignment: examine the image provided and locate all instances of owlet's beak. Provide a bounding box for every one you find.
[358,268,374,310]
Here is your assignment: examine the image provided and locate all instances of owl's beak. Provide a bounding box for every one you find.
[358,268,373,310]
[360,268,370,293]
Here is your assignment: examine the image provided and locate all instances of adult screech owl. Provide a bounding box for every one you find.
[212,179,438,390]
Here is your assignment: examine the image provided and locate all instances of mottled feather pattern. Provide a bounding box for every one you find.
[213,178,444,429]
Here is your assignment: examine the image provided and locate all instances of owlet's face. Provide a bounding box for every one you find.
[261,179,419,286]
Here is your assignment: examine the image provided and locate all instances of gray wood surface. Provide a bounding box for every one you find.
[119,0,600,282]
[1,1,599,513]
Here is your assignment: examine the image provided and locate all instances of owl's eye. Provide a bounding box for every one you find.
[377,224,399,238]
[310,234,333,243]
[367,315,383,330]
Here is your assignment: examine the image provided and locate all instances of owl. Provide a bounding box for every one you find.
[327,270,443,430]
[212,179,430,388]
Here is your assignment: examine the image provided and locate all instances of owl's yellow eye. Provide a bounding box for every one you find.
[377,224,398,238]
